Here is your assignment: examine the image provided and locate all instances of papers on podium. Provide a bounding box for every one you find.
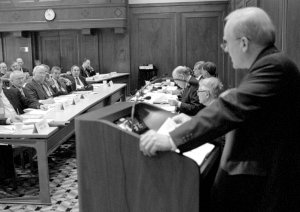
[157,117,215,166]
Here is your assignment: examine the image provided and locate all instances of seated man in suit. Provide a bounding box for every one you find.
[10,61,31,83]
[24,65,55,104]
[50,66,72,94]
[80,59,96,78]
[65,65,93,91]
[168,66,204,116]
[202,61,217,78]
[16,58,30,76]
[198,77,223,106]
[0,78,35,124]
[10,71,48,108]
[42,65,69,96]
[193,61,205,81]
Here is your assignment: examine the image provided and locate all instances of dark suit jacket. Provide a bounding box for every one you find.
[65,75,92,92]
[50,78,69,95]
[177,76,204,116]
[80,66,96,78]
[24,79,53,101]
[170,45,300,210]
[0,118,7,125]
[3,87,41,114]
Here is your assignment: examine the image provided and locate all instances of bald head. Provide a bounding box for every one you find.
[225,7,275,47]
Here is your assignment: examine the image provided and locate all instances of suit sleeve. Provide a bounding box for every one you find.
[24,83,39,101]
[170,60,290,149]
[178,86,204,116]
[19,89,41,109]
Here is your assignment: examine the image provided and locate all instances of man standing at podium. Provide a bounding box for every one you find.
[140,7,300,211]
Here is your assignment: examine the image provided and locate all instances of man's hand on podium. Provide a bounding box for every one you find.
[140,130,172,157]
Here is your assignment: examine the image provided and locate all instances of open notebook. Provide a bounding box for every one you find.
[157,117,215,166]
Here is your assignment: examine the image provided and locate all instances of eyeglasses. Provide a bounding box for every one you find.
[197,89,209,94]
[220,36,251,51]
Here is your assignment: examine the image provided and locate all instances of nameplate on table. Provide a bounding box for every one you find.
[73,95,81,104]
[109,80,114,86]
[62,100,72,110]
[34,119,50,134]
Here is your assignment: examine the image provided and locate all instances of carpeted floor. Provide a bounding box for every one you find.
[0,140,79,212]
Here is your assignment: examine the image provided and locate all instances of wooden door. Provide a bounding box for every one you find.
[59,31,79,72]
[39,30,79,72]
[181,12,224,79]
[39,31,60,68]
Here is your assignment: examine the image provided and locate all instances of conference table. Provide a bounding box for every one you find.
[86,73,129,85]
[0,83,126,205]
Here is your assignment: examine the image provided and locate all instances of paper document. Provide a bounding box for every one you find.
[23,119,54,125]
[183,143,215,166]
[157,117,179,135]
[25,109,50,115]
[21,114,43,119]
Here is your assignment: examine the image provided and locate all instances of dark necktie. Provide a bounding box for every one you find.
[42,84,52,97]
[75,77,81,85]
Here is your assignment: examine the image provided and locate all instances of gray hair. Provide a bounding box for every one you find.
[32,65,47,76]
[172,66,191,78]
[9,70,24,81]
[200,77,223,99]
[225,7,275,47]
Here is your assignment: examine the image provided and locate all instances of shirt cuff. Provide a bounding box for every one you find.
[168,134,177,151]
[177,101,181,108]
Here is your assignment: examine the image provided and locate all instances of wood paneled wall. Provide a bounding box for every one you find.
[0,32,33,71]
[0,29,130,76]
[37,29,130,73]
[129,2,227,90]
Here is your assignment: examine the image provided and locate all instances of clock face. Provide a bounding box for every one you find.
[45,9,55,21]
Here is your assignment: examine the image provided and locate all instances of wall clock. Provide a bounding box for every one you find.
[45,9,56,21]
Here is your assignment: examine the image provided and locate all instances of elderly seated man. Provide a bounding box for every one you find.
[50,66,72,94]
[80,59,96,78]
[197,77,223,106]
[169,66,204,116]
[16,58,30,75]
[64,65,93,91]
[24,65,55,104]
[193,61,205,81]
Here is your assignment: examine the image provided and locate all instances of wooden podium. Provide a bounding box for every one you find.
[75,102,200,212]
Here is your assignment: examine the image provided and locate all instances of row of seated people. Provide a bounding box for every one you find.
[0,64,93,125]
[0,58,96,86]
[167,61,220,116]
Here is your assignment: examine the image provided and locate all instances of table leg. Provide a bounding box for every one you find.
[36,140,51,204]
